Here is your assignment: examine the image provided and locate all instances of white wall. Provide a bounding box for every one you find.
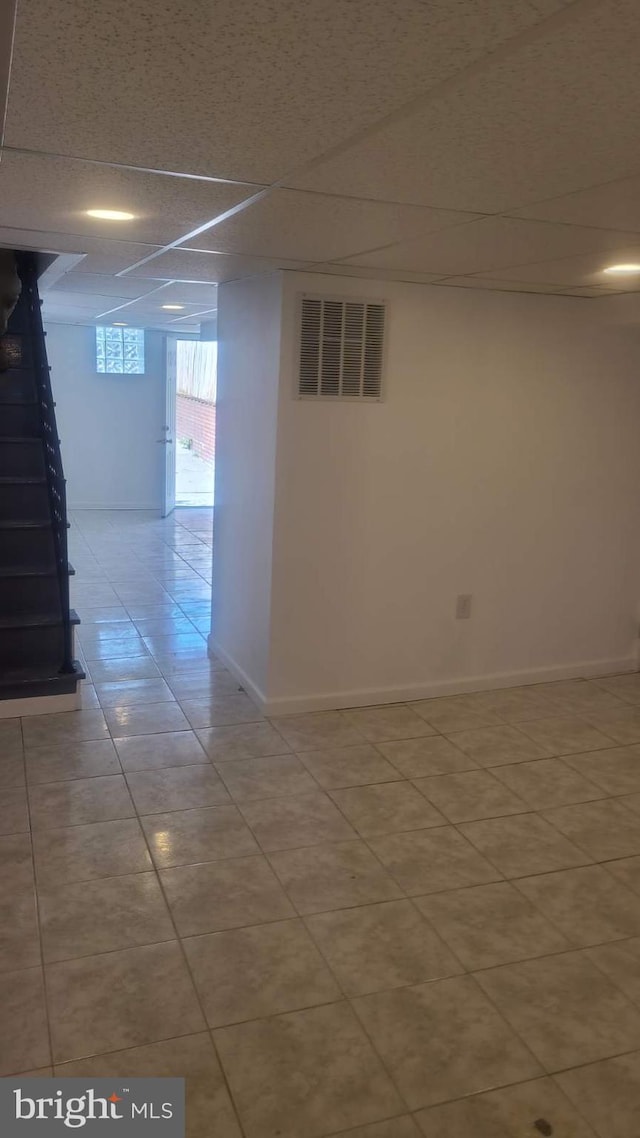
[45,322,165,509]
[210,273,283,701]
[263,273,640,712]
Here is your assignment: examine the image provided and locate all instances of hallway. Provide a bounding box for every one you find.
[2,511,640,1135]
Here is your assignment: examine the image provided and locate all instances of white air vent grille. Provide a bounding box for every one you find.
[297,295,386,400]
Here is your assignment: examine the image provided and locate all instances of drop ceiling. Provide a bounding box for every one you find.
[1,0,640,330]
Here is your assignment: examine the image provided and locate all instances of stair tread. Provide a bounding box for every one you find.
[0,565,65,578]
[0,613,63,630]
[0,666,74,682]
[0,661,85,689]
[0,475,46,484]
[0,666,63,681]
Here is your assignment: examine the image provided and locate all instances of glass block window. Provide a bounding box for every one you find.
[96,326,145,374]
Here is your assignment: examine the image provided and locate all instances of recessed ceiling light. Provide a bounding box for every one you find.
[603,263,640,274]
[112,321,128,326]
[86,208,135,221]
[161,304,185,310]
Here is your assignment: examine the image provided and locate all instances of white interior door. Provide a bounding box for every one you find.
[161,336,177,517]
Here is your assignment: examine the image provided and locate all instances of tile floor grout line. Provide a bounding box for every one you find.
[32,929,178,971]
[183,988,345,1034]
[354,965,546,1118]
[51,1027,222,1077]
[123,771,249,1138]
[507,864,640,952]
[467,941,640,982]
[22,737,56,1076]
[543,1042,640,1078]
[447,809,593,880]
[9,510,639,1125]
[13,772,640,854]
[297,782,440,960]
[23,801,640,884]
[536,797,640,863]
[31,863,157,891]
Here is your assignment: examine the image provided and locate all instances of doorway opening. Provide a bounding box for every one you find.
[175,339,217,508]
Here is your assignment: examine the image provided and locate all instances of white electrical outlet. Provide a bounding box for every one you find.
[456,594,472,620]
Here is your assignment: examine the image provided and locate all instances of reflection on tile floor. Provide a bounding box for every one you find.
[2,510,640,1133]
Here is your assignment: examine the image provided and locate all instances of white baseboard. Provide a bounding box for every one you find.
[0,690,80,719]
[208,635,268,709]
[234,654,638,717]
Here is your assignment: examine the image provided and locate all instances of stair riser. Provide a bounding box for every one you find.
[5,305,30,335]
[0,625,65,670]
[0,331,34,370]
[0,441,45,478]
[0,373,38,403]
[0,527,56,570]
[0,663,84,706]
[0,405,40,437]
[0,577,61,620]
[0,484,50,522]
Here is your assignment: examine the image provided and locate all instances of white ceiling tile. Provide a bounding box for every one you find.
[70,247,164,274]
[141,282,219,306]
[50,273,219,309]
[0,4,16,133]
[436,277,564,294]
[338,217,640,277]
[305,264,443,284]
[101,297,215,320]
[42,297,212,331]
[169,309,217,326]
[43,313,98,327]
[185,190,478,262]
[42,307,190,331]
[0,151,258,246]
[479,245,640,286]
[6,0,639,308]
[289,0,640,213]
[0,229,160,267]
[559,286,626,297]
[510,174,640,233]
[183,308,217,317]
[4,0,542,184]
[41,292,132,314]
[124,249,311,284]
[51,273,152,299]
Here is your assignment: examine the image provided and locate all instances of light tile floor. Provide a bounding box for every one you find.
[2,510,640,1134]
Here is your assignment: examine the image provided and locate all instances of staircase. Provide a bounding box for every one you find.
[0,250,83,708]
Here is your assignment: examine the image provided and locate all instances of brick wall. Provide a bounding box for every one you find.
[176,394,216,464]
